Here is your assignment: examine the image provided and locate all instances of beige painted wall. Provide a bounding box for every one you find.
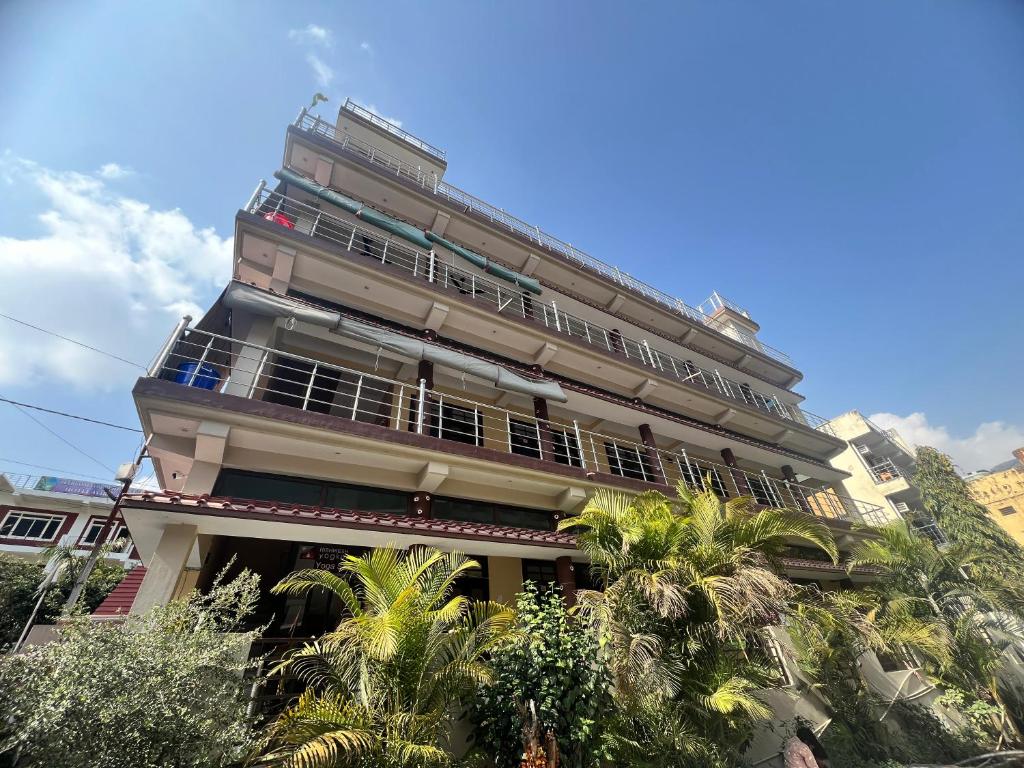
[969,467,1024,546]
[487,556,523,605]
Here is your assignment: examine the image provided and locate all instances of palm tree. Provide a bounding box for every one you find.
[558,483,838,765]
[848,522,1024,746]
[253,546,515,768]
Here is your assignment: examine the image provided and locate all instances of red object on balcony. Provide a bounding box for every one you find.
[264,211,295,229]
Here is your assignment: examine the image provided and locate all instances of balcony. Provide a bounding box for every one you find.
[867,459,908,485]
[292,110,795,368]
[341,99,446,161]
[244,186,834,438]
[146,324,886,527]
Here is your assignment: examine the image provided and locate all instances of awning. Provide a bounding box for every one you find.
[273,169,541,295]
[223,283,566,402]
[425,232,542,295]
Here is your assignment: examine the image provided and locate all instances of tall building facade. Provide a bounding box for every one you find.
[968,449,1024,546]
[824,411,945,542]
[117,101,902,756]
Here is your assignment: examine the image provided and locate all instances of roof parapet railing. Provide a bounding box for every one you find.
[244,186,832,436]
[150,325,884,526]
[341,99,446,161]
[293,111,795,368]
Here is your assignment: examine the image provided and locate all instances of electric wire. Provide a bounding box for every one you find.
[4,399,116,475]
[0,397,142,432]
[0,312,146,369]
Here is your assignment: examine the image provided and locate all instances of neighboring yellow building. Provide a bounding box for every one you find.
[967,449,1024,546]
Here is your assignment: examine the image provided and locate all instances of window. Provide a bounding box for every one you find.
[0,511,63,542]
[263,355,342,415]
[1000,506,1017,516]
[678,459,729,498]
[509,418,542,459]
[604,441,653,482]
[428,401,483,446]
[746,475,776,506]
[522,559,558,586]
[323,485,408,516]
[551,429,584,467]
[433,496,552,531]
[80,518,130,549]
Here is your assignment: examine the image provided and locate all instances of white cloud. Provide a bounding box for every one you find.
[359,41,372,53]
[288,24,332,47]
[97,162,133,180]
[868,411,1024,474]
[0,155,232,392]
[306,53,334,88]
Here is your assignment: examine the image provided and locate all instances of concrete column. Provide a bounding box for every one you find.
[534,396,555,461]
[638,424,666,484]
[781,464,814,515]
[269,246,296,294]
[720,448,751,497]
[224,316,276,398]
[555,556,577,607]
[488,556,524,605]
[132,524,199,614]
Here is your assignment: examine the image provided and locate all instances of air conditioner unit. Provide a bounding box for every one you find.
[893,502,910,514]
[856,444,871,455]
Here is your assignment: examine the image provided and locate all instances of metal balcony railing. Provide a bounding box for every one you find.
[867,459,906,484]
[341,99,446,161]
[293,110,795,368]
[247,186,835,437]
[150,325,887,527]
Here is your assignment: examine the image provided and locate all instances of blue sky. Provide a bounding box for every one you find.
[1,0,1022,481]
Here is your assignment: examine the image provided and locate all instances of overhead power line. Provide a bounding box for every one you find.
[0,458,114,482]
[4,399,116,475]
[0,312,147,369]
[0,397,142,432]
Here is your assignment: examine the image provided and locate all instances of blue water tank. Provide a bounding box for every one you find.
[174,361,220,390]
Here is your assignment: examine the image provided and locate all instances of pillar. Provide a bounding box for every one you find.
[534,396,555,461]
[223,316,277,399]
[132,524,199,614]
[720,448,751,497]
[555,556,577,607]
[638,424,666,484]
[488,556,524,605]
[781,464,814,515]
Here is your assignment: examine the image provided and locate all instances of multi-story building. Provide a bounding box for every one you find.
[823,411,948,543]
[0,472,135,564]
[117,100,897,755]
[967,448,1024,546]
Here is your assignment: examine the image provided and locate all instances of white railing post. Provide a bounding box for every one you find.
[246,349,270,399]
[551,301,562,333]
[301,364,318,410]
[245,180,267,213]
[428,250,436,283]
[186,336,215,387]
[147,315,193,377]
[416,379,427,435]
[393,385,405,430]
[350,375,363,420]
[573,420,586,470]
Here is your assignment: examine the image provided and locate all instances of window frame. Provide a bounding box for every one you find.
[0,509,66,542]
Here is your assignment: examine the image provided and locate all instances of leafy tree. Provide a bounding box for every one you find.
[0,567,262,768]
[0,553,44,651]
[558,485,838,767]
[849,521,1024,748]
[915,446,1024,570]
[254,546,515,768]
[469,581,610,768]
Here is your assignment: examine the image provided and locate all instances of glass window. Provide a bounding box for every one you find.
[213,470,324,506]
[324,485,407,516]
[428,401,483,446]
[1000,506,1016,516]
[495,505,551,531]
[678,459,729,498]
[747,475,775,506]
[522,559,558,586]
[604,441,651,482]
[433,497,493,525]
[551,429,583,467]
[509,418,542,459]
[0,511,63,541]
